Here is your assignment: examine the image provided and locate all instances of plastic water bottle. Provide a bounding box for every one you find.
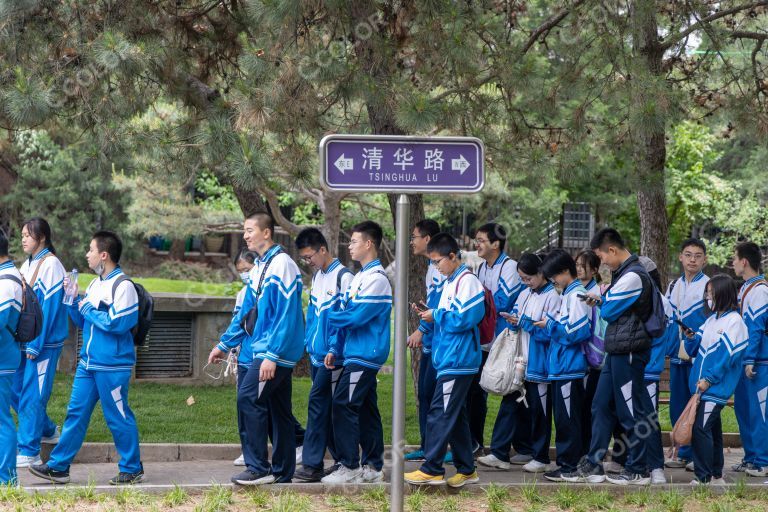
[62,269,78,305]
[512,356,526,387]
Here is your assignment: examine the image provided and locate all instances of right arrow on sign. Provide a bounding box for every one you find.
[335,154,354,174]
[451,155,470,174]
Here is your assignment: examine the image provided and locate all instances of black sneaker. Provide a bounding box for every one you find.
[293,466,324,483]
[731,461,749,472]
[231,470,276,486]
[561,457,605,484]
[109,469,145,485]
[29,463,70,484]
[543,469,564,482]
[606,469,650,486]
[323,462,342,477]
[472,442,484,458]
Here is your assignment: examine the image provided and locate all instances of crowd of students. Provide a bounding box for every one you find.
[1,212,765,489]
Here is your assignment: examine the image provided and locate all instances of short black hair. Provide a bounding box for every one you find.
[680,238,706,254]
[590,227,625,251]
[0,230,8,257]
[295,228,328,251]
[351,221,383,248]
[576,249,602,283]
[92,230,123,264]
[541,249,577,279]
[735,241,762,272]
[247,212,275,235]
[518,252,543,276]
[706,274,738,314]
[426,232,459,257]
[415,219,440,239]
[23,217,56,255]
[234,248,256,266]
[476,222,507,252]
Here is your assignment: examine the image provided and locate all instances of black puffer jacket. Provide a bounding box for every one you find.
[604,255,653,355]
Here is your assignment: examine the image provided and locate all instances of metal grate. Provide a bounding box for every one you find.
[76,312,194,378]
[562,202,594,250]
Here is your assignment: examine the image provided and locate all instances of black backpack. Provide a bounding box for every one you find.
[0,274,43,343]
[239,250,281,337]
[112,275,154,346]
[626,262,667,339]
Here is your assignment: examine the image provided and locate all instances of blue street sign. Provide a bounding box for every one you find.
[319,135,484,194]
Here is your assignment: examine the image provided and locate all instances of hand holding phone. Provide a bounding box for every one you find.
[411,302,428,312]
[674,318,694,337]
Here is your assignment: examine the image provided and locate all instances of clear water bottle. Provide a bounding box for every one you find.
[512,356,526,387]
[62,269,78,305]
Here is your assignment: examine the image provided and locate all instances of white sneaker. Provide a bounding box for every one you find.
[233,454,245,466]
[509,453,533,465]
[746,466,767,477]
[690,479,705,486]
[41,426,61,444]
[685,461,695,472]
[295,446,303,465]
[603,461,624,474]
[477,454,512,470]
[16,454,42,468]
[321,465,364,484]
[522,460,548,473]
[711,477,727,486]
[360,465,384,483]
[665,458,688,468]
[650,468,667,484]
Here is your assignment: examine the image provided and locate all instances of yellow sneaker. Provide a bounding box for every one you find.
[404,470,445,486]
[447,471,479,488]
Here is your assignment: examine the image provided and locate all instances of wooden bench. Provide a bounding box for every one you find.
[658,360,734,407]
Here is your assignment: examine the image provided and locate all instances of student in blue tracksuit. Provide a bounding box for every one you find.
[0,231,23,486]
[13,218,68,468]
[321,221,392,485]
[564,229,655,486]
[404,219,446,463]
[732,242,768,477]
[479,253,560,473]
[536,249,591,481]
[29,231,142,485]
[405,233,484,488]
[575,249,605,456]
[292,228,353,482]
[472,223,524,455]
[665,238,709,468]
[684,275,748,485]
[210,213,304,486]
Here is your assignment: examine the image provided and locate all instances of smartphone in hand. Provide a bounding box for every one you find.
[674,318,694,336]
[412,302,428,312]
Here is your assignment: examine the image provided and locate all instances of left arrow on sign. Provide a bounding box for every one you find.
[334,154,354,174]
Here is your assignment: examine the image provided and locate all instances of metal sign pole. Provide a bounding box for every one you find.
[390,194,410,512]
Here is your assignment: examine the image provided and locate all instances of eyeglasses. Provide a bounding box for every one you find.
[430,256,448,266]
[682,252,705,260]
[300,250,319,263]
[473,238,489,246]
[349,239,366,246]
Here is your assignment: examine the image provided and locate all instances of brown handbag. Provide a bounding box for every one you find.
[670,392,700,447]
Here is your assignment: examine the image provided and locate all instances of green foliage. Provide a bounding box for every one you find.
[3,130,126,267]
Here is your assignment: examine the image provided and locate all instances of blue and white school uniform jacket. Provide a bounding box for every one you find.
[666,271,709,364]
[328,259,392,371]
[544,281,590,381]
[599,267,643,325]
[685,310,748,405]
[305,259,354,368]
[232,286,253,365]
[478,254,524,343]
[647,295,675,381]
[69,268,139,371]
[218,245,304,368]
[739,275,768,368]
[431,264,485,379]
[417,260,446,355]
[512,282,561,383]
[18,248,68,357]
[0,261,22,375]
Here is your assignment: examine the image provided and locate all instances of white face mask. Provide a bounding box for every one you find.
[240,272,250,285]
[91,261,105,276]
[707,298,714,311]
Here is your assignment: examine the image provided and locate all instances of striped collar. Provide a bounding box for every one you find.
[447,264,469,283]
[0,260,15,271]
[534,282,555,295]
[31,248,50,262]
[681,271,706,284]
[489,253,507,268]
[744,274,766,287]
[715,309,739,320]
[564,280,582,295]
[101,267,123,281]
[584,278,598,291]
[258,244,282,263]
[322,259,341,275]
[362,259,382,272]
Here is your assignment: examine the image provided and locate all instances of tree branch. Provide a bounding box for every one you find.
[259,185,308,235]
[520,0,588,55]
[659,2,768,51]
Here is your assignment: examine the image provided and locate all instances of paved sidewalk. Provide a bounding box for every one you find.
[17,447,767,495]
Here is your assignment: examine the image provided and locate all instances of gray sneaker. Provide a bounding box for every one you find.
[509,453,533,465]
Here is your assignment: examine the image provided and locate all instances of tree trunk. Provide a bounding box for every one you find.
[321,192,344,259]
[232,185,270,218]
[630,1,670,285]
[169,238,186,260]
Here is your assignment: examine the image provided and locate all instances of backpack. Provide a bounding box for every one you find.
[336,266,352,293]
[626,262,667,339]
[583,305,607,369]
[112,275,154,346]
[457,272,497,345]
[480,328,528,405]
[0,274,43,343]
